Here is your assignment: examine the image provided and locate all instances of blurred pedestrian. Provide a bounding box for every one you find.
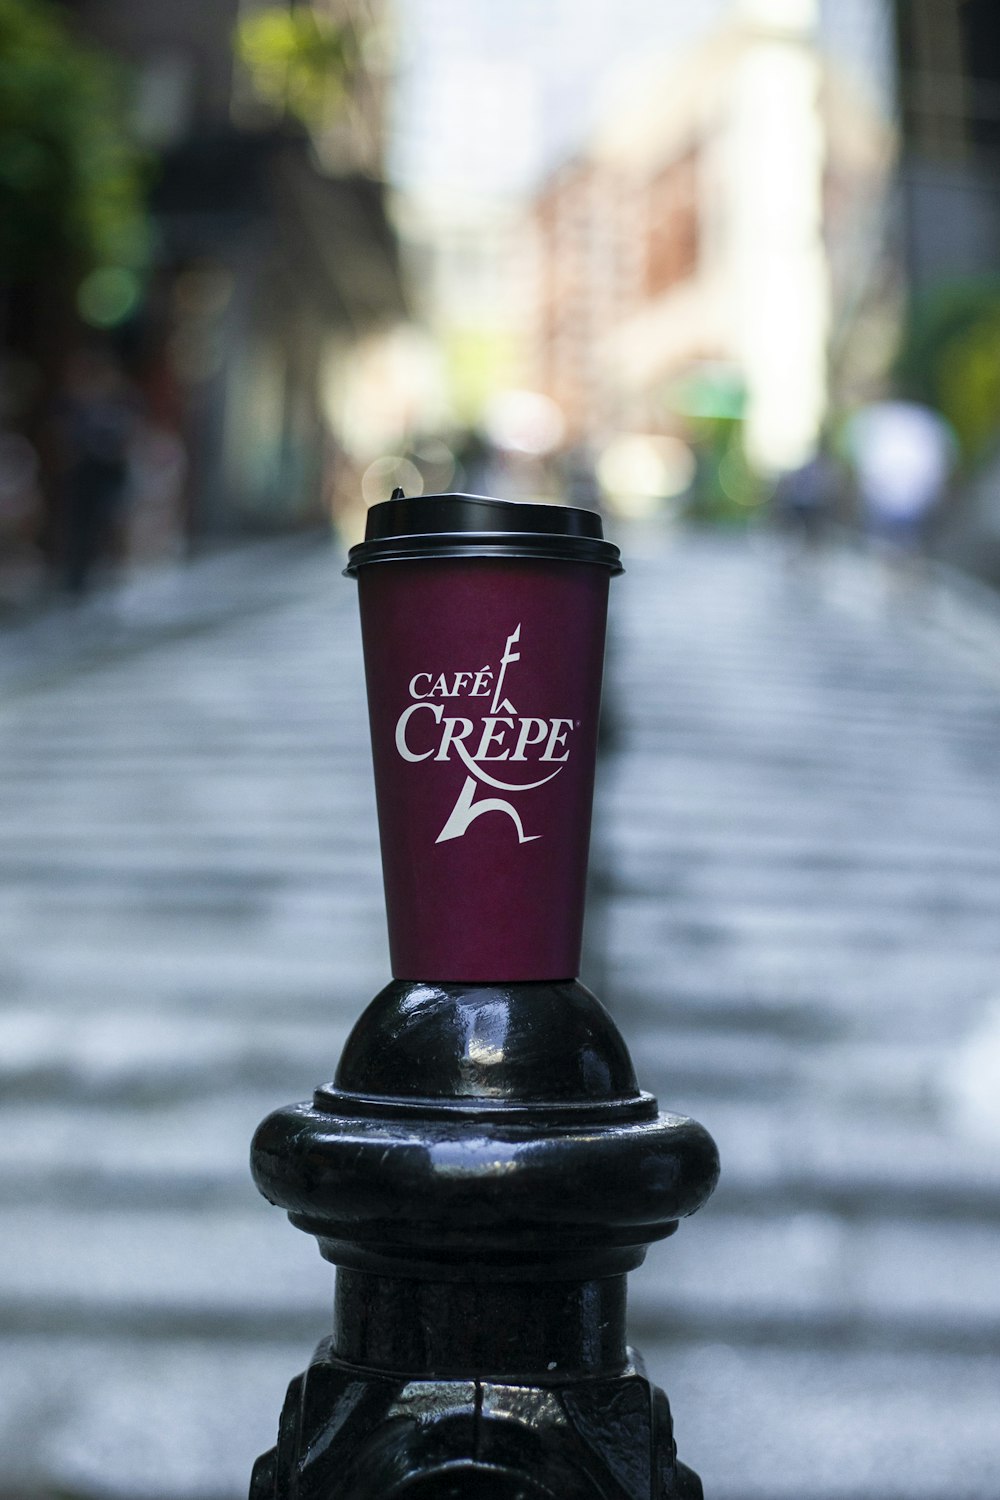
[126,419,188,564]
[772,448,839,550]
[845,399,957,559]
[557,442,603,511]
[454,428,507,497]
[55,348,140,595]
[0,429,45,609]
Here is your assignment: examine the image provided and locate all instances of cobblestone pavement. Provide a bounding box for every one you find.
[1,528,999,1499]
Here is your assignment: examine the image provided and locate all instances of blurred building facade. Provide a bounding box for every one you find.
[891,1,1000,582]
[529,1,894,476]
[894,0,1000,288]
[1,0,404,601]
[82,0,404,544]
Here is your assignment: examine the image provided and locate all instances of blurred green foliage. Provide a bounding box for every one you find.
[895,280,1000,465]
[0,0,149,284]
[235,6,358,128]
[664,365,765,523]
[682,420,766,524]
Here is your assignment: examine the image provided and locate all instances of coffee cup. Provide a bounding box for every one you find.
[346,492,622,981]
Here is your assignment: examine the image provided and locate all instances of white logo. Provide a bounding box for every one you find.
[394,625,575,844]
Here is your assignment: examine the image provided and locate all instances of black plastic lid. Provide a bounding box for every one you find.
[344,492,623,576]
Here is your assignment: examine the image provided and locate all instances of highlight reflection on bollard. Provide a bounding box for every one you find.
[250,491,719,1500]
[346,492,622,979]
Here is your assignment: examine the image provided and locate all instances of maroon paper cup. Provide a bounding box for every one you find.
[346,493,622,982]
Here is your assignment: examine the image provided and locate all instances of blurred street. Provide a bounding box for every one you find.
[1,526,999,1499]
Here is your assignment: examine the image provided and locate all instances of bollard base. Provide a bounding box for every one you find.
[250,1336,703,1500]
[250,981,718,1499]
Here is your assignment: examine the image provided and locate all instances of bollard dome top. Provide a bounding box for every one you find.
[344,491,623,576]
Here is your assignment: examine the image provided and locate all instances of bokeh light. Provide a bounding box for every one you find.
[76,267,142,328]
[361,455,425,506]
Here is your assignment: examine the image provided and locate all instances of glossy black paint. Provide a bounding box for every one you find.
[332,1272,628,1378]
[336,979,640,1103]
[250,1338,704,1500]
[250,980,719,1497]
[344,490,623,574]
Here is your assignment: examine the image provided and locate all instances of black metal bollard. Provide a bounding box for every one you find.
[249,496,719,1499]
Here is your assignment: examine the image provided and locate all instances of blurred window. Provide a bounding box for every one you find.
[645,147,700,300]
[960,1,1000,153]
